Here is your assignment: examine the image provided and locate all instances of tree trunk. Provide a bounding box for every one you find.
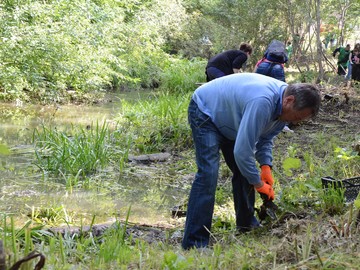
[337,0,351,46]
[315,0,324,83]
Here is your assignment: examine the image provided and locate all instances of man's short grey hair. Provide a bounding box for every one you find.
[284,83,321,117]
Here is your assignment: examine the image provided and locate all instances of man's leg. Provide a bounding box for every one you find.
[346,61,352,80]
[338,64,346,76]
[182,100,223,249]
[337,65,342,75]
[221,141,259,231]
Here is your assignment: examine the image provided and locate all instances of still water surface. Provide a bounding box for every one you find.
[0,93,188,227]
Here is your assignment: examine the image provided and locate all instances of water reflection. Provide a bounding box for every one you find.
[0,92,189,226]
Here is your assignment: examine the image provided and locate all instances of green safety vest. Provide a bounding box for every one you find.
[337,47,350,65]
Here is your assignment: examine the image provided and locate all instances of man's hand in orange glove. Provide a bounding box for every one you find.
[261,165,274,186]
[255,181,275,201]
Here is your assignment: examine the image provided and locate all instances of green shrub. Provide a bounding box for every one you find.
[159,57,207,94]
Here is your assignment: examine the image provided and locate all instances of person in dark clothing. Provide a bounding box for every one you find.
[205,43,253,82]
[333,44,351,76]
[351,48,360,82]
[349,43,360,82]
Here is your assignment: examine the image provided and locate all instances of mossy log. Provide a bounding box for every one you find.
[128,152,171,164]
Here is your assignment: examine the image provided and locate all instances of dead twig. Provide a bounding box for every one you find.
[9,250,45,270]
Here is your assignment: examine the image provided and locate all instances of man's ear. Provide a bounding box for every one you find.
[283,95,295,107]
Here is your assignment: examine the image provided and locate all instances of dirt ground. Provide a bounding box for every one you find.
[299,83,360,141]
[273,82,360,166]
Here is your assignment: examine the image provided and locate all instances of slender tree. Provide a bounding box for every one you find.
[315,0,325,82]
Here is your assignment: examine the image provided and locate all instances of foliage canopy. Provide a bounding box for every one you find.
[0,0,359,101]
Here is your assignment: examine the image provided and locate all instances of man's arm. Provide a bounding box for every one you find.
[349,51,353,64]
[232,53,248,73]
[255,124,285,167]
[233,99,273,185]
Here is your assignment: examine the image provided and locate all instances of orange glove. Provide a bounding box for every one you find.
[255,182,275,201]
[261,165,274,186]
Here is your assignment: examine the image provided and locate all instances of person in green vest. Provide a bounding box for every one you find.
[324,33,331,49]
[324,33,335,49]
[286,41,293,60]
[332,44,351,76]
[286,41,293,67]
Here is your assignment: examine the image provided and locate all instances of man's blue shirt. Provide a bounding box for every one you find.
[192,73,287,185]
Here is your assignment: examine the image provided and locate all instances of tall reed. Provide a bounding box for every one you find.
[33,122,112,177]
[116,91,192,153]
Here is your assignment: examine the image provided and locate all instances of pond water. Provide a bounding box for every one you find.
[0,92,189,227]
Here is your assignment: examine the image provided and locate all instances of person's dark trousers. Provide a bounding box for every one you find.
[352,64,360,81]
[220,141,260,231]
[182,99,259,250]
[205,67,226,82]
[337,65,347,75]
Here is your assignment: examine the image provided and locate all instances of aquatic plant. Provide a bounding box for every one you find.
[115,91,193,153]
[33,122,112,178]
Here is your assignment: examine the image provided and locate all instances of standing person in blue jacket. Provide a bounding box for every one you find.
[182,73,321,250]
[205,43,253,82]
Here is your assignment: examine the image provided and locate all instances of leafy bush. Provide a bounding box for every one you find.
[159,57,207,93]
[0,1,134,100]
[0,0,190,101]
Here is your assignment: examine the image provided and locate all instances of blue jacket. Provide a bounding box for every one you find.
[192,73,287,185]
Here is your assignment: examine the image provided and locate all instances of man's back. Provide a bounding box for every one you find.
[192,73,287,140]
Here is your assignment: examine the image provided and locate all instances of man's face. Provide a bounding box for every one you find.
[279,95,313,124]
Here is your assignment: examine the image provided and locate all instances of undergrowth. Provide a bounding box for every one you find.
[2,82,360,269]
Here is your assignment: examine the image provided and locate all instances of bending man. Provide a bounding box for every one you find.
[182,73,321,250]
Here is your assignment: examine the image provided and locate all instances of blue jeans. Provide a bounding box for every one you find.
[182,99,259,250]
[346,61,352,80]
[255,62,285,82]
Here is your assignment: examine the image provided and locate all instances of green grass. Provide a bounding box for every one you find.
[2,208,360,269]
[114,91,193,153]
[159,57,207,93]
[33,122,112,176]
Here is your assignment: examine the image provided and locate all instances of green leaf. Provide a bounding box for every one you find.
[282,157,301,176]
[0,144,11,155]
[355,195,360,209]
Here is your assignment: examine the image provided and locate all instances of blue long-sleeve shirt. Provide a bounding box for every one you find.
[192,73,287,185]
